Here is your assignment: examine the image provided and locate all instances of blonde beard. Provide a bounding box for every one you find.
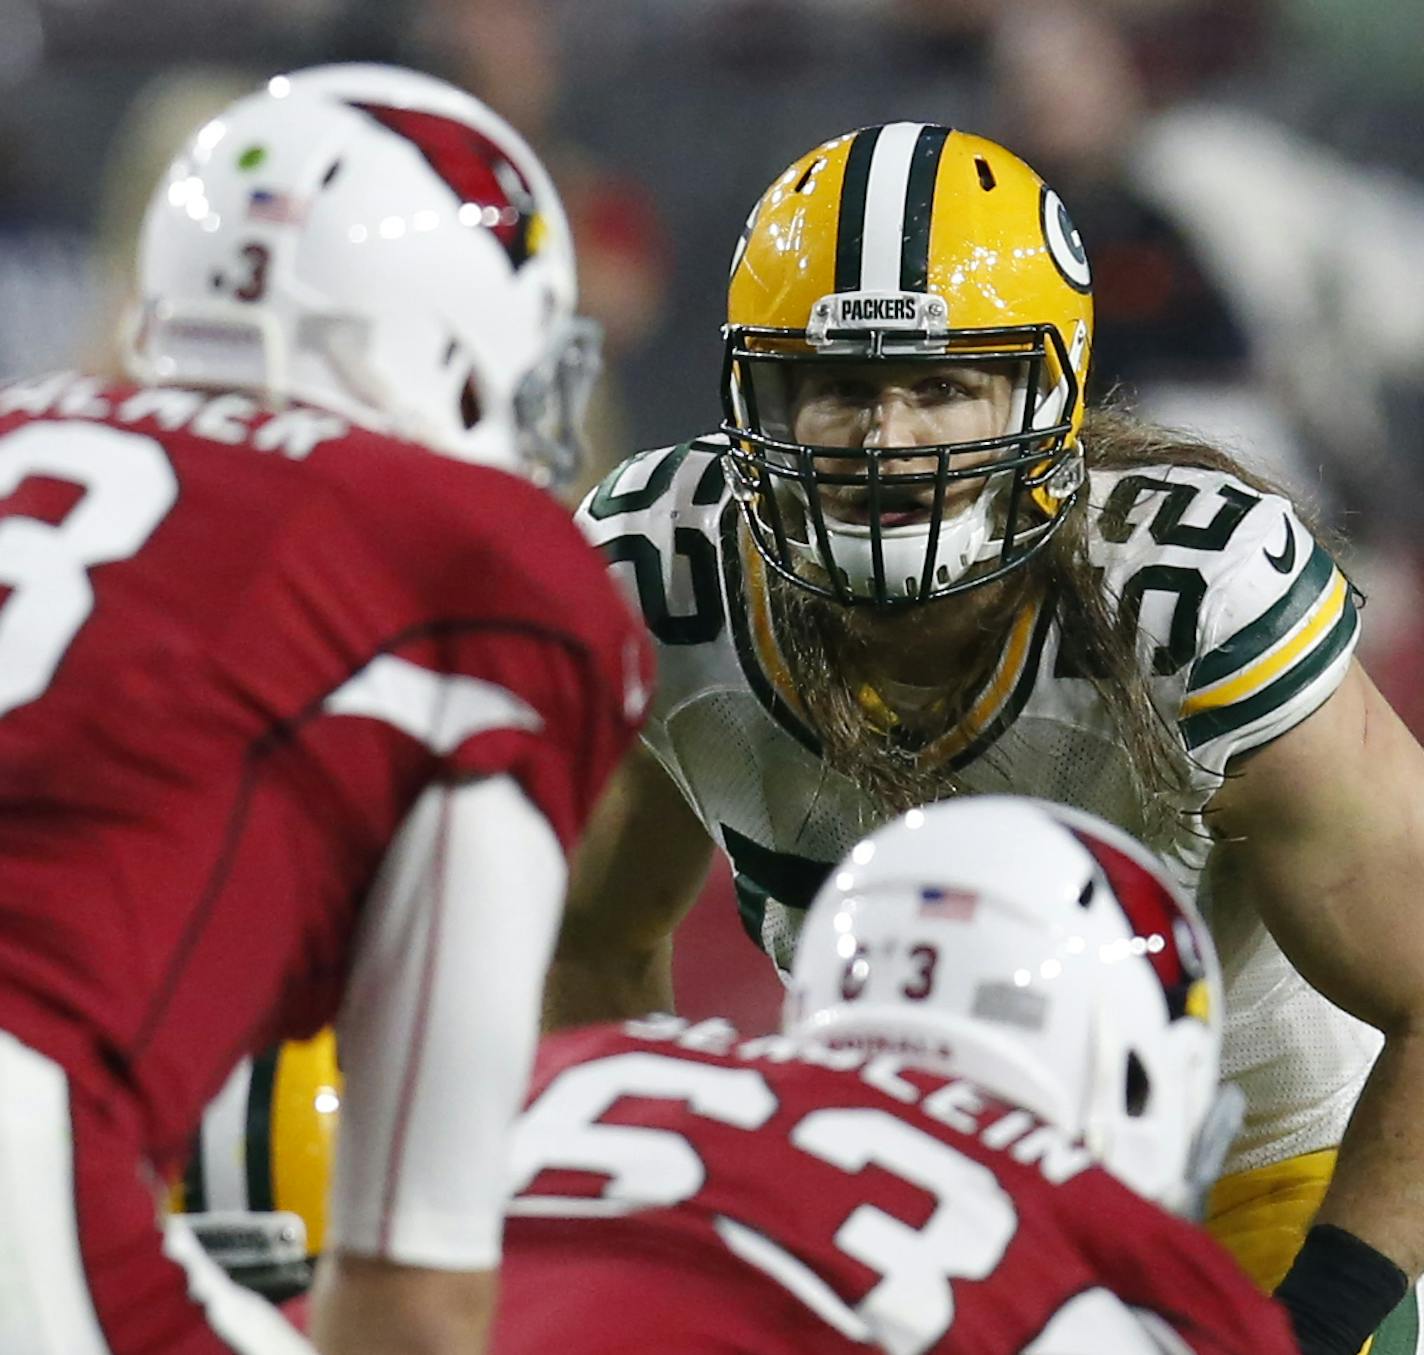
[765,565,1032,822]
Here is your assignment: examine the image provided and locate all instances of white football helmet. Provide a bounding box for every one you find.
[125,63,599,485]
[785,797,1239,1215]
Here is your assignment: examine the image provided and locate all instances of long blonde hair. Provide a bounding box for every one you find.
[771,407,1303,833]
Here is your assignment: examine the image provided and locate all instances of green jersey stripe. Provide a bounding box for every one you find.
[586,442,691,520]
[719,503,822,758]
[693,455,726,505]
[1188,542,1335,692]
[947,590,1057,772]
[1370,1285,1420,1355]
[1181,599,1358,750]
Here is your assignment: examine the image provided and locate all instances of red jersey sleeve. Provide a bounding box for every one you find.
[318,465,653,855]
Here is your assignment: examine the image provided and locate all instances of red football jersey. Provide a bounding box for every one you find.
[0,373,649,1164]
[494,1020,1298,1355]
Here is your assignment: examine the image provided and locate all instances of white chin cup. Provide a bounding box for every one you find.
[798,487,999,601]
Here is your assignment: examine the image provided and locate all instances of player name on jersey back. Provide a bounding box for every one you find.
[496,1018,1298,1355]
[0,370,350,460]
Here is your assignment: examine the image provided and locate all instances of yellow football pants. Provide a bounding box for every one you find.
[1207,1149,1421,1355]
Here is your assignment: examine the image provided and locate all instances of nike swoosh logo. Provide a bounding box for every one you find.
[1264,516,1296,574]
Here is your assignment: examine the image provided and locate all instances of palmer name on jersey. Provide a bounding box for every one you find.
[576,434,1377,1175]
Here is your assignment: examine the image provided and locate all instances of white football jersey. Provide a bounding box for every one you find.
[577,434,1379,1174]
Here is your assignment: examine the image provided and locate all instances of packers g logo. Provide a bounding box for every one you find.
[1041,187,1091,293]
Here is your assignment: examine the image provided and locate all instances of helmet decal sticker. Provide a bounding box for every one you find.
[899,124,951,292]
[828,122,956,295]
[833,126,883,292]
[239,1044,280,1212]
[351,102,539,268]
[246,189,305,226]
[918,884,980,922]
[1041,186,1091,293]
[1069,826,1203,1017]
[852,124,923,293]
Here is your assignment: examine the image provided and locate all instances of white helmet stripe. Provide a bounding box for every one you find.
[198,1056,256,1212]
[858,122,925,292]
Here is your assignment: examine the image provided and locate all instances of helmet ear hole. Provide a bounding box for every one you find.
[1125,1050,1150,1117]
[459,372,482,430]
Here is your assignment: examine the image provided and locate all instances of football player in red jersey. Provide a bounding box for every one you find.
[491,798,1298,1355]
[0,64,649,1355]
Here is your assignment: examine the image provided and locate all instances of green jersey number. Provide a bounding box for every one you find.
[1060,475,1262,679]
[588,443,726,647]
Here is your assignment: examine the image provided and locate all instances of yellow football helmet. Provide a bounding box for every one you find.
[723,124,1094,606]
[171,1030,341,1300]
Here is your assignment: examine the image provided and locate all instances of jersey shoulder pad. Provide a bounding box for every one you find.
[1086,461,1276,592]
[1085,463,1358,764]
[1183,494,1358,762]
[528,1022,632,1093]
[1022,1292,1176,1355]
[574,435,731,650]
[421,457,637,643]
[576,435,730,548]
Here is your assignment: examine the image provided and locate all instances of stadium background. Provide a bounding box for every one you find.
[3,0,1422,1033]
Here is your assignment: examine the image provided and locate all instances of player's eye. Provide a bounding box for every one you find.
[915,375,973,403]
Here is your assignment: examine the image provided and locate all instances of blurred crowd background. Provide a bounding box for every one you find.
[3,0,1422,1028]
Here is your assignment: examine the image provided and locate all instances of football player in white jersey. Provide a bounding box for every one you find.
[555,125,1424,1355]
